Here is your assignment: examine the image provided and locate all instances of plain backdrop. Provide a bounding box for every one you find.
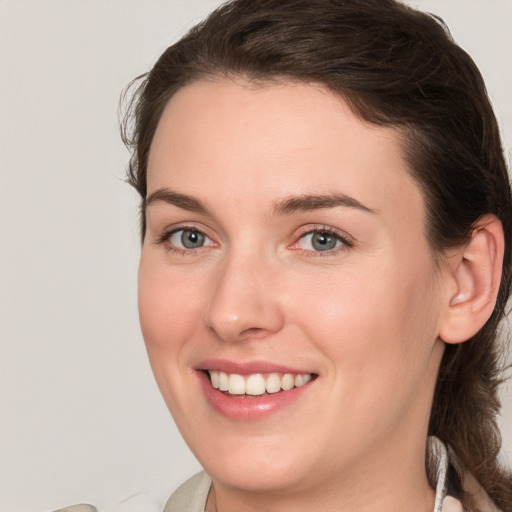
[1,1,511,511]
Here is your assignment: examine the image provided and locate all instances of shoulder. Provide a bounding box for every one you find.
[49,472,211,512]
[163,471,212,512]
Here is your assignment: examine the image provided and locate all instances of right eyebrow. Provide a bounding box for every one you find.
[145,188,209,215]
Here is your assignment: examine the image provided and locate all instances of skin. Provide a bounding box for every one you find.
[139,80,455,512]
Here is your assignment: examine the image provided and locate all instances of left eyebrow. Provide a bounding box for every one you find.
[273,194,377,216]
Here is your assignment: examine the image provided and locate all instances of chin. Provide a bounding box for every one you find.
[203,452,311,494]
[180,421,317,493]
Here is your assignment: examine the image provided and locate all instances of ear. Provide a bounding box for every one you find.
[439,214,504,344]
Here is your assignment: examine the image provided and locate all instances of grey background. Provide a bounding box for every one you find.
[1,1,511,511]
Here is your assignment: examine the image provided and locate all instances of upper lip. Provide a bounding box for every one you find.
[195,359,315,376]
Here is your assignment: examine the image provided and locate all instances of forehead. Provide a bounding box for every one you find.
[147,79,424,226]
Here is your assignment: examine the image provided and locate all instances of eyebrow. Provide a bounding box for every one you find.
[145,188,376,216]
[273,194,377,215]
[146,188,210,215]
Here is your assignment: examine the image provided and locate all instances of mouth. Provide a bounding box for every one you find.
[206,370,315,397]
[195,360,318,420]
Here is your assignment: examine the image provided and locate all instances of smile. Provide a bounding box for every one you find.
[196,361,318,421]
[207,370,313,396]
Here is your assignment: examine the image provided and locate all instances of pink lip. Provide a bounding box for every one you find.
[196,358,310,375]
[195,359,317,422]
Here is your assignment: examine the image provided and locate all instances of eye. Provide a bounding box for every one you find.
[163,228,215,251]
[296,229,351,253]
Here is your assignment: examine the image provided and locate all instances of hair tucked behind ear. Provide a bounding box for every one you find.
[121,1,512,508]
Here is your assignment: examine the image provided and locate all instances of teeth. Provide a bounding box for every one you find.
[295,374,312,387]
[294,374,305,387]
[281,373,294,391]
[228,373,246,395]
[246,374,266,396]
[218,371,229,391]
[266,373,281,394]
[210,371,220,389]
[207,370,314,396]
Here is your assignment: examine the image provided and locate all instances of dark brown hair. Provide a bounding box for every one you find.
[121,0,512,509]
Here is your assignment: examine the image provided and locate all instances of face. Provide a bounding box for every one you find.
[139,80,449,497]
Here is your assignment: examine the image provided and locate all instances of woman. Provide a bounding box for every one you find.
[123,0,512,510]
[59,0,512,510]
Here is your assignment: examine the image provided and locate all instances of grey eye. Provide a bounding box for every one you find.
[170,229,207,249]
[181,229,205,248]
[311,232,338,251]
[299,231,343,252]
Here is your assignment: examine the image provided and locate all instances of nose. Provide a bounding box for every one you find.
[203,251,285,342]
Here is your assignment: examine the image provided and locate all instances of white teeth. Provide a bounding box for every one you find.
[281,373,295,391]
[210,371,220,389]
[294,374,305,387]
[295,373,312,387]
[246,374,266,395]
[208,370,314,396]
[218,371,229,391]
[266,373,281,394]
[228,374,246,395]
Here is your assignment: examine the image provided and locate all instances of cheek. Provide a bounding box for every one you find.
[137,257,210,417]
[287,255,440,382]
[138,257,204,360]
[287,259,441,441]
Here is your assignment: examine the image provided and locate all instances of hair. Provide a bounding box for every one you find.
[121,0,512,509]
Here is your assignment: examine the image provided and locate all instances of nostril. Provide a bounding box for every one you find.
[240,326,266,338]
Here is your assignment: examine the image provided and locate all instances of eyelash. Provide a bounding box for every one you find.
[156,226,214,255]
[293,225,353,256]
[155,225,353,256]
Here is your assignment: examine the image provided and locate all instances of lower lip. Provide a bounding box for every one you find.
[197,371,315,421]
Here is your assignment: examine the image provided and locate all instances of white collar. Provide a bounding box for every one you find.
[429,436,464,512]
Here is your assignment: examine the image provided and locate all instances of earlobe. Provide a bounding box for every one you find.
[439,214,504,345]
